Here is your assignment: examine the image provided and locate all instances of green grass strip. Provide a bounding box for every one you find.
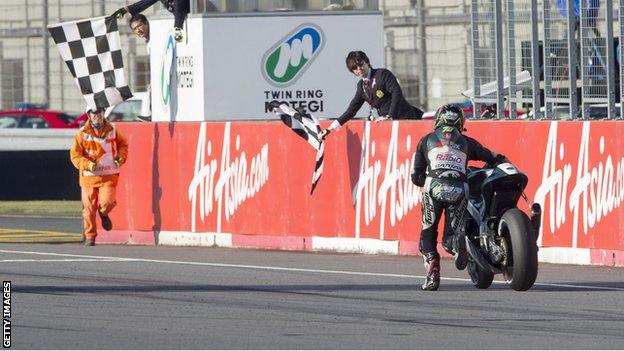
[0,201,82,217]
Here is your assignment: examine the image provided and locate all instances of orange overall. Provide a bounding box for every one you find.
[70,120,128,241]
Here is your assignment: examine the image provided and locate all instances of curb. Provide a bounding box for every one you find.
[94,230,624,267]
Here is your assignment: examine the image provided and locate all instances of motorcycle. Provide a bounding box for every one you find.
[462,161,541,291]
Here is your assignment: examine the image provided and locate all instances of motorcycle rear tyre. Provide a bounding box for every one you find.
[499,208,538,291]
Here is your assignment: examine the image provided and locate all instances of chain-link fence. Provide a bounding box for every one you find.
[621,0,624,119]
[506,0,541,118]
[542,0,578,119]
[471,0,623,120]
[384,1,474,112]
[580,0,617,119]
[470,0,500,116]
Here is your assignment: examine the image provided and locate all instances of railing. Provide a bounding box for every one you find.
[470,0,623,120]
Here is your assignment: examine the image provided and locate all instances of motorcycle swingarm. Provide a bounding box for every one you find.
[466,236,502,274]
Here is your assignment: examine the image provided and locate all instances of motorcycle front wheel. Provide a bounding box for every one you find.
[467,257,494,289]
[499,208,539,291]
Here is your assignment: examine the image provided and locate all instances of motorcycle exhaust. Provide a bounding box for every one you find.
[530,203,542,241]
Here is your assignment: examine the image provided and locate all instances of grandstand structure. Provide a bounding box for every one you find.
[0,0,621,119]
[0,0,472,113]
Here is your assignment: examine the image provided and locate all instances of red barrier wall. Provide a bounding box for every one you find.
[106,120,624,266]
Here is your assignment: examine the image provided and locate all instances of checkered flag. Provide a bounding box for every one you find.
[48,16,132,111]
[272,102,325,194]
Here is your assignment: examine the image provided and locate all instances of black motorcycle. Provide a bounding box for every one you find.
[463,161,541,291]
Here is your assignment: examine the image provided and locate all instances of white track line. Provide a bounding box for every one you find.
[1,249,623,291]
[1,259,140,263]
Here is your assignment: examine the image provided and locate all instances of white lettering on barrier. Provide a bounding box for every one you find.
[534,122,572,242]
[534,122,624,248]
[354,122,421,239]
[188,123,269,232]
[353,123,380,237]
[188,124,218,232]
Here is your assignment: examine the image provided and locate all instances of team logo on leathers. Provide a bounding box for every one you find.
[262,23,324,87]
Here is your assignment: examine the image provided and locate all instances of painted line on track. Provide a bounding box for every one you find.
[0,228,81,235]
[0,227,82,243]
[1,249,623,291]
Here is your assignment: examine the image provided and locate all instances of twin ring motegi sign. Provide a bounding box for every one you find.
[149,12,383,121]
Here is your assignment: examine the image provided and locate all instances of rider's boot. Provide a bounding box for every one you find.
[454,234,468,271]
[442,235,454,255]
[421,252,440,291]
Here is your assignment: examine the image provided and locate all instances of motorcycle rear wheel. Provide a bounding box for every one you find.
[499,208,538,291]
[467,257,494,289]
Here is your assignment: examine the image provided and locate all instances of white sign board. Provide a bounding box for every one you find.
[150,12,384,121]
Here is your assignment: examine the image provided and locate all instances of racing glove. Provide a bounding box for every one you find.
[173,27,183,42]
[111,7,127,19]
[268,100,281,112]
[369,115,390,122]
[410,170,425,187]
[87,161,97,172]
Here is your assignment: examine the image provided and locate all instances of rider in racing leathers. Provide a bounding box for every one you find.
[411,104,507,291]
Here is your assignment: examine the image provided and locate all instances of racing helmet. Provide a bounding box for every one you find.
[434,104,465,132]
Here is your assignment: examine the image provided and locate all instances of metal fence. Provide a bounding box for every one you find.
[6,0,622,119]
[470,0,623,120]
[505,0,541,118]
[622,0,624,119]
[470,0,503,116]
[0,0,382,113]
[384,1,473,112]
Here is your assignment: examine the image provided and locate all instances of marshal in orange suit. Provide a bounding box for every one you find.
[70,107,128,246]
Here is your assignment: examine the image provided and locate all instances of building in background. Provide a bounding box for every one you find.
[0,0,471,113]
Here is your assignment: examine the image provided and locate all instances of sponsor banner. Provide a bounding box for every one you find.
[532,122,624,251]
[150,18,206,122]
[114,120,624,260]
[150,13,383,121]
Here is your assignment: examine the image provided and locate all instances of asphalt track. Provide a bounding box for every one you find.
[1,216,624,349]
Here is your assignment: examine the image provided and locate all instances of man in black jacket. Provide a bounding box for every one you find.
[411,104,506,291]
[112,0,189,42]
[321,51,423,139]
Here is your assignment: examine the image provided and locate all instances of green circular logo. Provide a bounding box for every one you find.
[160,35,175,107]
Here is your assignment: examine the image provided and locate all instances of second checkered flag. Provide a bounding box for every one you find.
[271,102,325,194]
[48,16,132,111]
